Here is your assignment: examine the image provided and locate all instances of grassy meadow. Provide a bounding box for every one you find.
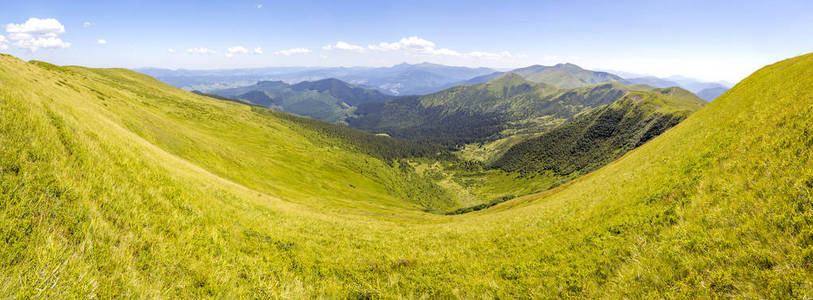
[1,52,812,298]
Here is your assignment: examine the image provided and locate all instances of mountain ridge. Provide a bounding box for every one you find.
[210,77,392,123]
[492,89,704,176]
[2,52,811,297]
[139,62,497,95]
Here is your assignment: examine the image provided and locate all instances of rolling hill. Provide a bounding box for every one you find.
[449,63,628,89]
[627,75,730,101]
[1,52,811,298]
[513,63,627,88]
[348,73,694,146]
[625,75,682,88]
[209,78,392,124]
[492,90,705,176]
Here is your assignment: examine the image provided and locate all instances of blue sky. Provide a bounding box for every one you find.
[0,0,811,82]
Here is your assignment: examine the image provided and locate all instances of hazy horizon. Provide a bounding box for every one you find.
[2,0,812,82]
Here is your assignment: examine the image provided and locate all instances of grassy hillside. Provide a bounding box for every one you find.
[1,52,812,298]
[492,90,704,176]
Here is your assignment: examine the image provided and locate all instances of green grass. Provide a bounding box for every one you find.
[492,89,704,176]
[411,159,569,211]
[1,52,812,298]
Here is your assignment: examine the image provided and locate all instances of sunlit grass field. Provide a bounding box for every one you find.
[1,52,811,297]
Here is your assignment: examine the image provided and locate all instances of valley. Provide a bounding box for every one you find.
[194,66,708,211]
[2,51,811,297]
[1,1,810,297]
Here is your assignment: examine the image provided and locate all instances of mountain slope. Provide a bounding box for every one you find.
[349,74,654,145]
[492,90,704,176]
[290,78,392,106]
[627,76,730,101]
[460,63,629,89]
[626,76,682,88]
[210,78,392,123]
[1,52,811,298]
[665,75,731,93]
[516,63,627,88]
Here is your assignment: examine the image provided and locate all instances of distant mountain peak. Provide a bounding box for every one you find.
[256,80,287,87]
[492,72,529,83]
[553,62,582,69]
[507,63,623,88]
[310,77,349,85]
[483,73,535,89]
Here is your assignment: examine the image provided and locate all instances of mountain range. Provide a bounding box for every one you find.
[140,62,730,101]
[139,62,496,96]
[209,78,393,123]
[348,73,703,146]
[1,51,811,298]
[621,75,731,101]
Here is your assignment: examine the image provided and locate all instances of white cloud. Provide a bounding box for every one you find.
[225,46,263,57]
[7,18,65,35]
[11,37,71,51]
[167,48,176,53]
[322,41,365,52]
[97,39,107,45]
[368,36,435,52]
[428,48,461,56]
[257,4,263,8]
[5,18,71,51]
[0,35,7,50]
[187,47,216,55]
[273,48,312,56]
[464,51,512,59]
[322,36,512,60]
[225,46,249,57]
[83,21,93,28]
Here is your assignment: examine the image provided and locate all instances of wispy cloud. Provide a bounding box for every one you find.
[225,46,249,57]
[273,47,311,56]
[225,46,263,57]
[367,36,435,52]
[465,51,512,59]
[5,18,71,51]
[322,41,366,52]
[97,39,107,45]
[257,4,263,8]
[187,47,216,55]
[323,36,512,60]
[83,21,93,28]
